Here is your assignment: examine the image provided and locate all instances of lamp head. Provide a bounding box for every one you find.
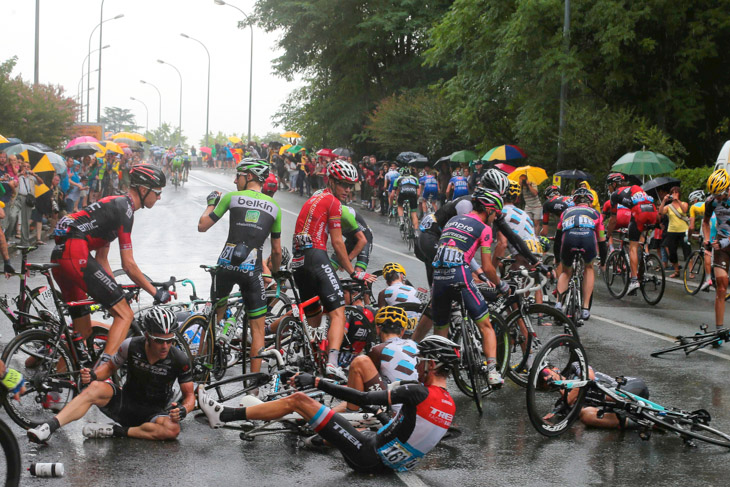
[214,0,226,5]
[157,60,165,64]
[114,14,124,19]
[181,33,189,38]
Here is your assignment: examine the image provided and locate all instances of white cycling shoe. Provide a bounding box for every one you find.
[627,279,640,294]
[325,363,347,382]
[198,387,226,429]
[27,423,52,444]
[487,371,504,386]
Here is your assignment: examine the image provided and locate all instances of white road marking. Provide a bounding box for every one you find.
[397,472,431,487]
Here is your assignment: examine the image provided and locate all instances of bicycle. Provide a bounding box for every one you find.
[526,334,730,447]
[603,228,665,304]
[0,417,20,487]
[401,199,416,251]
[560,249,591,327]
[650,324,730,357]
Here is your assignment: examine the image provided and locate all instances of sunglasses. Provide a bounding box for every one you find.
[336,182,354,190]
[148,335,176,345]
[147,188,163,196]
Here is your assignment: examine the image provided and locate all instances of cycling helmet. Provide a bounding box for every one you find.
[236,158,270,182]
[471,187,504,212]
[572,187,594,205]
[606,172,626,186]
[382,262,406,280]
[707,168,730,195]
[480,168,509,195]
[175,148,184,155]
[398,166,412,176]
[505,180,521,201]
[539,235,551,253]
[688,189,706,204]
[544,185,560,199]
[144,307,179,335]
[327,159,359,183]
[536,365,561,391]
[374,306,409,333]
[418,335,461,368]
[130,163,166,188]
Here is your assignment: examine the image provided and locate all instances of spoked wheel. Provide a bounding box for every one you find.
[275,316,320,374]
[604,250,629,299]
[180,315,216,383]
[505,304,578,387]
[455,317,484,415]
[526,334,589,437]
[1,329,79,429]
[640,254,665,305]
[683,250,705,295]
[541,255,557,304]
[640,410,730,448]
[0,418,20,487]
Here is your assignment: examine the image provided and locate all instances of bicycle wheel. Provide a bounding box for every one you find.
[505,304,579,388]
[180,315,216,383]
[275,316,319,374]
[0,418,20,487]
[683,250,705,295]
[640,253,665,305]
[460,317,484,415]
[640,410,730,448]
[526,334,589,437]
[604,250,629,298]
[541,255,557,304]
[1,329,78,428]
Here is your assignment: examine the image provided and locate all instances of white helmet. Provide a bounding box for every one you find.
[328,159,359,183]
[688,189,705,204]
[480,168,509,195]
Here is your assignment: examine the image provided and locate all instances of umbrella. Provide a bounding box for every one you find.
[122,147,133,156]
[63,142,102,158]
[332,147,352,158]
[449,150,478,164]
[280,131,301,139]
[3,143,39,159]
[228,136,242,144]
[113,138,144,149]
[316,148,335,158]
[286,145,307,154]
[482,144,527,162]
[112,132,147,142]
[26,150,56,187]
[29,142,53,152]
[0,137,22,151]
[612,150,675,176]
[0,135,8,144]
[45,152,67,174]
[199,146,212,156]
[641,177,680,193]
[279,144,292,155]
[555,169,593,180]
[96,140,124,156]
[66,136,99,149]
[434,155,451,170]
[495,163,516,174]
[396,151,428,166]
[508,165,548,184]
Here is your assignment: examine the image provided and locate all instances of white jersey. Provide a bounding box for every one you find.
[383,282,422,328]
[370,336,419,385]
[501,204,541,254]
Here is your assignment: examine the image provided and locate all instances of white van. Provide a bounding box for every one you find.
[714,140,730,172]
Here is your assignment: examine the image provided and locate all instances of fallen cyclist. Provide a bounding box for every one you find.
[198,335,459,473]
[27,307,194,443]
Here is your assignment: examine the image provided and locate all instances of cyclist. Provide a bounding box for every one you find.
[292,159,376,380]
[27,307,194,443]
[198,158,282,374]
[606,172,658,294]
[540,185,574,274]
[377,263,424,335]
[51,164,170,362]
[171,150,184,184]
[182,154,191,182]
[702,168,730,344]
[198,334,459,473]
[385,162,400,215]
[430,188,509,385]
[493,181,542,267]
[480,168,510,196]
[330,205,373,276]
[602,198,630,251]
[419,168,440,213]
[446,169,469,200]
[688,189,713,291]
[555,187,607,321]
[394,167,420,235]
[263,171,279,197]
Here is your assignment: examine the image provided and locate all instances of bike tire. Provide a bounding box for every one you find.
[640,254,665,305]
[1,329,78,429]
[526,334,589,437]
[640,410,730,448]
[604,250,629,299]
[683,251,706,295]
[461,317,484,415]
[275,316,320,374]
[0,418,21,487]
[180,315,215,383]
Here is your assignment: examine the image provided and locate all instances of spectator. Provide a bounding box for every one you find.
[659,186,689,278]
[305,155,316,196]
[64,160,83,213]
[519,173,542,235]
[274,154,288,190]
[296,154,307,196]
[286,155,298,192]
[15,157,42,247]
[436,163,451,205]
[48,174,63,233]
[367,158,378,211]
[376,167,387,215]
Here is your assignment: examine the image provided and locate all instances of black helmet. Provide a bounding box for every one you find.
[143,307,179,335]
[130,163,166,188]
[572,187,594,205]
[418,335,461,367]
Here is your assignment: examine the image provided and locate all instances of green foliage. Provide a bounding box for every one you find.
[199,131,245,147]
[144,123,186,148]
[0,57,77,150]
[99,107,140,134]
[633,118,689,164]
[670,166,714,194]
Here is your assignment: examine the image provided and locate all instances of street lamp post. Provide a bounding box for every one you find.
[181,33,211,149]
[78,70,98,121]
[130,97,149,133]
[81,44,109,122]
[86,13,123,122]
[34,0,39,85]
[140,80,162,129]
[157,60,183,145]
[214,0,254,145]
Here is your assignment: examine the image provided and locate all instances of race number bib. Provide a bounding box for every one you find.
[293,233,313,250]
[434,245,464,267]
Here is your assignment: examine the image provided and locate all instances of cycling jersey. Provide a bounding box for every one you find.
[54,195,134,251]
[500,204,540,255]
[382,282,422,329]
[368,337,419,387]
[171,156,183,169]
[541,195,574,225]
[603,199,630,228]
[385,170,400,191]
[419,196,472,234]
[704,196,730,239]
[293,189,342,251]
[312,380,454,473]
[338,205,373,271]
[394,175,419,195]
[433,212,492,268]
[611,185,657,239]
[689,202,704,220]
[419,175,439,199]
[558,205,605,265]
[449,176,469,198]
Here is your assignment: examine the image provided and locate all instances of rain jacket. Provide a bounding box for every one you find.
[580,181,601,212]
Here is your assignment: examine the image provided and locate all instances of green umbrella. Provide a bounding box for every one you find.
[611,150,676,176]
[449,150,478,164]
[285,144,308,155]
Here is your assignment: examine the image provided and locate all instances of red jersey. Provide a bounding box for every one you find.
[293,189,342,251]
[54,195,134,251]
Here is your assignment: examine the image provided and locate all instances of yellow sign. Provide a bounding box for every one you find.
[552,175,561,187]
[71,123,104,141]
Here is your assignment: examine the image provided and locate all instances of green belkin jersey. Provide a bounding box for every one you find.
[210,189,282,271]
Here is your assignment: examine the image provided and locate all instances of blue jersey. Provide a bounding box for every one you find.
[419,175,439,197]
[449,176,469,198]
[386,170,400,191]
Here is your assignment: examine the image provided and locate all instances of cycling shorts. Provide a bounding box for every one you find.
[292,249,346,316]
[344,229,373,271]
[99,382,170,428]
[431,265,489,329]
[50,238,125,312]
[713,246,730,272]
[560,230,597,267]
[420,189,438,202]
[397,193,418,212]
[628,206,657,241]
[211,266,267,318]
[615,209,631,228]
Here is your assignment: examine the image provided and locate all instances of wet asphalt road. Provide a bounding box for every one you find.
[1,168,729,486]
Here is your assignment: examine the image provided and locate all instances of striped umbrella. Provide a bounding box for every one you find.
[481,145,527,162]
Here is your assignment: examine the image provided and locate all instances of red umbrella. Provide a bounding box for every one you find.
[317,148,335,158]
[495,163,516,174]
[200,146,212,155]
[66,136,99,149]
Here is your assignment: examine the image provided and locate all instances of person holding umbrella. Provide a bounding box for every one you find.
[519,173,542,236]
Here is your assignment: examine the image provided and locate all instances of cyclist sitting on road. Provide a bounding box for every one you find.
[688,189,713,291]
[555,187,607,321]
[394,167,420,235]
[292,159,376,380]
[198,158,283,375]
[51,164,170,364]
[198,334,458,473]
[377,262,425,336]
[419,168,440,214]
[27,307,194,443]
[605,172,658,295]
[446,169,469,201]
[702,168,730,346]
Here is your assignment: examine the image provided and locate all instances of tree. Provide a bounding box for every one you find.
[100,107,140,134]
[144,123,186,148]
[0,57,77,150]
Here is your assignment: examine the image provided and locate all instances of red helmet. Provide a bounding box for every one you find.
[606,173,625,185]
[327,159,358,183]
